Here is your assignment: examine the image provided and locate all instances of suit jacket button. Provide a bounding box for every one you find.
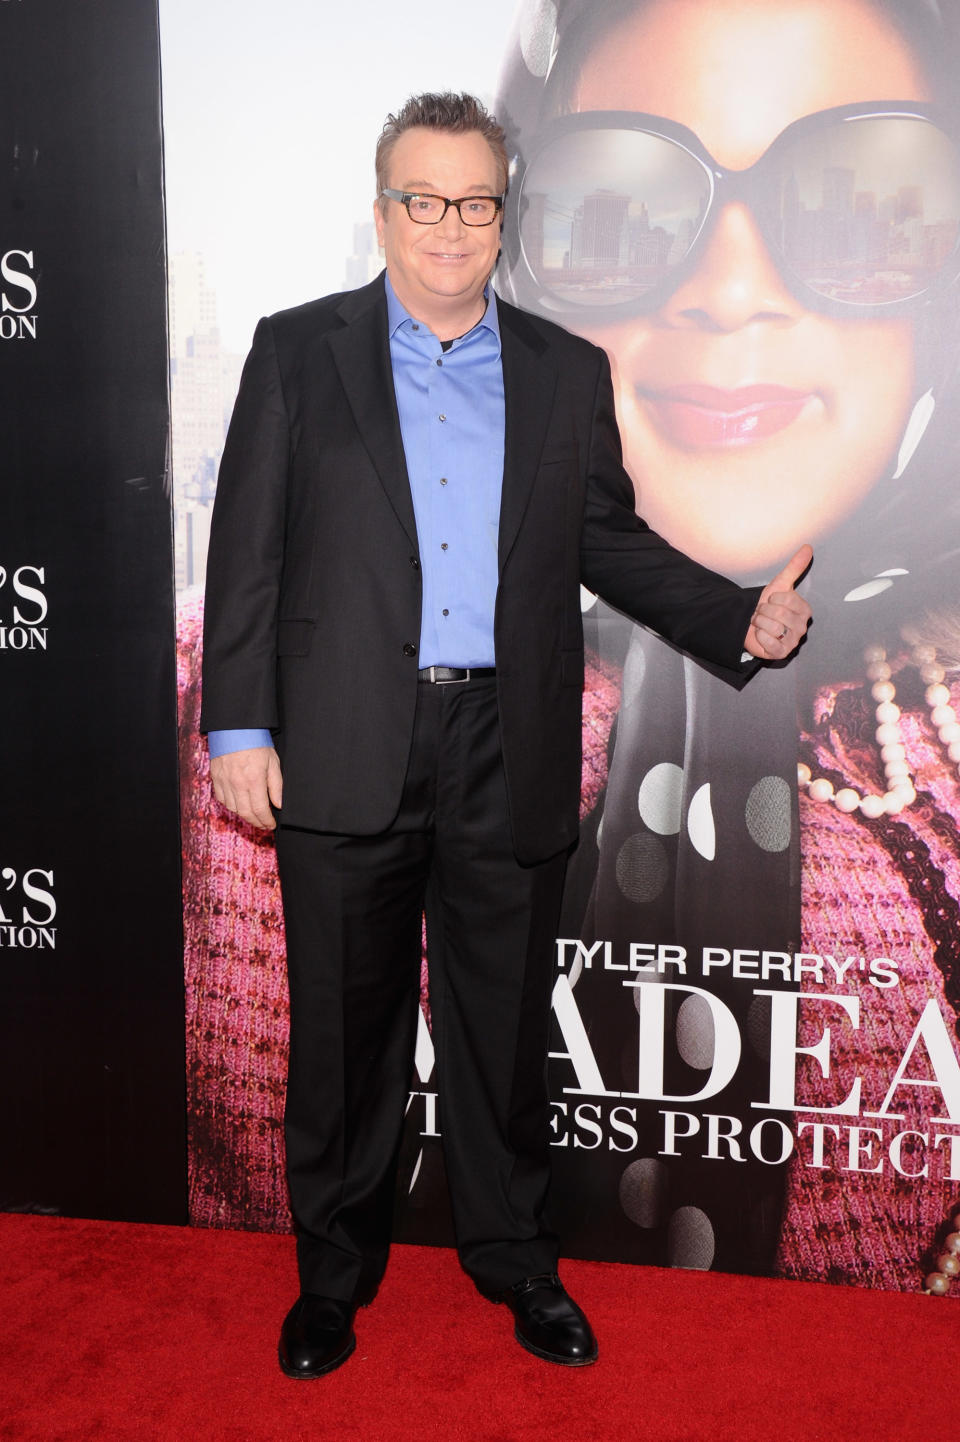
[402,642,417,657]
[409,556,420,569]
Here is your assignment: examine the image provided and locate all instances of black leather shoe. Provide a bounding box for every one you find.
[500,1273,598,1366]
[278,1294,358,1378]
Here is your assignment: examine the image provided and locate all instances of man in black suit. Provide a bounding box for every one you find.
[201,92,811,1377]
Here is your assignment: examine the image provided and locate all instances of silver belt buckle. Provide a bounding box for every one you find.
[434,665,469,685]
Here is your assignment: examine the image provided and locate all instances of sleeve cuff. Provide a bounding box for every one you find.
[207,728,273,758]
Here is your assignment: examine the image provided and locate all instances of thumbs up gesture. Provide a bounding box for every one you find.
[744,544,813,661]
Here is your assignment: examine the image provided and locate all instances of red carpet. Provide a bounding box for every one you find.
[1,1213,955,1442]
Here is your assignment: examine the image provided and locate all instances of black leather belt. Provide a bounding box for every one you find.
[417,666,496,684]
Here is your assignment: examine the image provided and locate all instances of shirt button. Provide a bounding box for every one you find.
[402,642,417,657]
[440,478,448,486]
[441,543,448,551]
[411,323,419,331]
[442,609,449,616]
[436,358,443,366]
[438,413,446,422]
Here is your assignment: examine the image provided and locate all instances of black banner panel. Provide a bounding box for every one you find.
[0,0,185,1222]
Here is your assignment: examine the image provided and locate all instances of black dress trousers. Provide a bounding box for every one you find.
[275,674,568,1301]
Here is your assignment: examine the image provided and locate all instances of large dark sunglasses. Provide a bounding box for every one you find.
[509,102,960,320]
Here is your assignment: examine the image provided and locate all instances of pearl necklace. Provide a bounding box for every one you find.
[798,651,960,1292]
[924,1206,960,1295]
[798,643,959,818]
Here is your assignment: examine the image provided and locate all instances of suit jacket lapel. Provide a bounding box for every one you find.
[326,277,418,549]
[497,298,558,574]
[322,280,559,566]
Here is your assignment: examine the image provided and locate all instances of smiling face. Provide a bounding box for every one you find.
[570,0,931,577]
[374,127,503,340]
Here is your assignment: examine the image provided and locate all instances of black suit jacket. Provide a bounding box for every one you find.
[201,274,760,864]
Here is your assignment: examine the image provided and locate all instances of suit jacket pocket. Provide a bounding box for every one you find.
[539,444,579,468]
[277,618,315,656]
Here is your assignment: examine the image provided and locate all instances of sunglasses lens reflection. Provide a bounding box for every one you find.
[774,116,960,305]
[518,116,960,311]
[519,128,712,309]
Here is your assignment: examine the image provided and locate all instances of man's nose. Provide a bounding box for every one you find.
[435,201,468,238]
[658,202,803,332]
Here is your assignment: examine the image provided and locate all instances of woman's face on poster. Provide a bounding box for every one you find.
[564,0,932,578]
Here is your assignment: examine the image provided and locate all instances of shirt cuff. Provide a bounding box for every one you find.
[207,728,273,758]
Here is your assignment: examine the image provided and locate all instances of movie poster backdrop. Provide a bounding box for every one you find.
[175,0,960,1291]
[1,0,185,1223]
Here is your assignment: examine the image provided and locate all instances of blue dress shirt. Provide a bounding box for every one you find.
[208,275,506,759]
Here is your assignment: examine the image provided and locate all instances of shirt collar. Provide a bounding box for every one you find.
[384,270,501,353]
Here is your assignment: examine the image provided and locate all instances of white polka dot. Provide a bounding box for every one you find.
[519,0,558,76]
[843,579,894,603]
[892,387,934,478]
[676,993,715,1070]
[619,1158,667,1228]
[638,762,683,835]
[667,1207,715,1270]
[616,833,669,903]
[686,782,715,860]
[745,775,792,853]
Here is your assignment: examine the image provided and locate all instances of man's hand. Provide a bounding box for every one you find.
[744,544,813,661]
[210,746,283,830]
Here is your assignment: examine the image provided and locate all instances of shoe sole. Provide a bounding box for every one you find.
[278,1330,356,1379]
[514,1327,598,1367]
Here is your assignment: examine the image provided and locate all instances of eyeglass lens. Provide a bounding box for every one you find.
[519,116,960,310]
[407,194,500,225]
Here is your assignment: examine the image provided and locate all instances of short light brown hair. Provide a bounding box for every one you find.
[375,92,509,209]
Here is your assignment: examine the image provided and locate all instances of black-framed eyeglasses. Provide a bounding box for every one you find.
[507,102,960,321]
[380,189,504,226]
